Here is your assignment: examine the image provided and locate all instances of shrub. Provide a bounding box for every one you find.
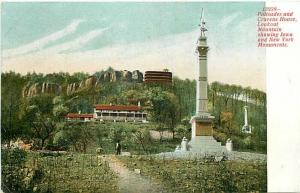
[119,156,267,193]
[1,148,28,192]
[53,130,72,150]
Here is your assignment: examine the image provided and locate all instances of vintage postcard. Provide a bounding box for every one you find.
[1,1,299,193]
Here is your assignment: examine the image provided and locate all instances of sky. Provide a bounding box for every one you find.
[1,2,266,90]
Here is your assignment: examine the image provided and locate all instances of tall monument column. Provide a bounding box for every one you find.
[190,9,214,139]
[196,31,209,114]
[188,9,226,154]
[244,106,248,126]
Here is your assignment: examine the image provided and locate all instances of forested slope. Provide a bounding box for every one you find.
[1,68,266,152]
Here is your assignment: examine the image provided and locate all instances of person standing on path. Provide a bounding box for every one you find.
[116,140,121,155]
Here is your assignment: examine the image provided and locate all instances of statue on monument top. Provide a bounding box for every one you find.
[199,8,208,37]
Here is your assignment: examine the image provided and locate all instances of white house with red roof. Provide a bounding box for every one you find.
[93,103,147,123]
[66,113,94,122]
[66,103,147,123]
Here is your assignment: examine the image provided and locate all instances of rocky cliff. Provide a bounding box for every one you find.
[23,82,61,97]
[98,70,143,82]
[23,69,144,97]
[132,70,143,82]
[66,82,79,95]
[79,76,99,88]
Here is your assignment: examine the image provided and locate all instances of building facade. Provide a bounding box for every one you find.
[66,113,94,122]
[144,70,172,84]
[66,104,147,123]
[94,104,147,122]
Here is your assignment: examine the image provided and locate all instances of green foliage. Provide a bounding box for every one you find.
[59,122,95,153]
[52,96,69,119]
[144,87,181,138]
[18,95,67,148]
[119,156,267,193]
[32,153,118,193]
[1,71,266,153]
[59,122,178,155]
[71,72,89,82]
[2,150,118,193]
[53,130,71,150]
[131,128,153,154]
[174,126,190,140]
[210,81,267,152]
[172,77,196,117]
[1,72,27,140]
[1,148,29,192]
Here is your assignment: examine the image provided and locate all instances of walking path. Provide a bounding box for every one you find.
[102,155,168,193]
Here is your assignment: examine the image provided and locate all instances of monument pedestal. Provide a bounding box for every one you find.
[189,115,227,154]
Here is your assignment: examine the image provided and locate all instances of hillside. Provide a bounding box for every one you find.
[1,68,266,153]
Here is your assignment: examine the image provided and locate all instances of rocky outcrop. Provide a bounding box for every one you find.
[66,83,79,95]
[23,82,61,97]
[79,76,98,88]
[102,72,111,82]
[63,76,99,96]
[22,69,144,97]
[98,70,142,82]
[121,70,132,82]
[111,71,122,82]
[132,70,143,82]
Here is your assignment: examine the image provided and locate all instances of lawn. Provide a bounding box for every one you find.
[1,149,119,193]
[2,148,267,193]
[118,155,267,193]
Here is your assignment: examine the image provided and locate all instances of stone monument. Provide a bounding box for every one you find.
[188,9,226,154]
[241,106,252,133]
[158,10,266,162]
[181,137,188,151]
[226,138,233,152]
[159,10,266,161]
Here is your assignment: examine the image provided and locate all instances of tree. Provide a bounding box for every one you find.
[19,95,66,148]
[172,77,196,118]
[58,122,94,153]
[210,81,220,111]
[122,89,146,105]
[1,72,26,140]
[243,86,252,106]
[32,114,58,148]
[155,126,169,142]
[72,72,89,82]
[132,128,152,154]
[220,111,239,136]
[146,87,180,139]
[222,84,232,110]
[53,96,69,119]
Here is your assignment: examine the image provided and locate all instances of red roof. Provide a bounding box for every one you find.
[66,113,93,118]
[94,105,141,111]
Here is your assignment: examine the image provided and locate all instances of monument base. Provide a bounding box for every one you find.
[188,136,227,154]
[189,114,227,154]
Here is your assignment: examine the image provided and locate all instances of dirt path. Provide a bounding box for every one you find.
[102,155,168,193]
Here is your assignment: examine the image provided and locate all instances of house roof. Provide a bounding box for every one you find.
[94,104,141,111]
[66,113,93,118]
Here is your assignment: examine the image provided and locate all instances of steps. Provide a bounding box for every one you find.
[188,136,227,154]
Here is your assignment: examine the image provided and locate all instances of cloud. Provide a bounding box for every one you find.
[2,21,265,91]
[3,19,85,58]
[42,27,109,54]
[234,16,257,44]
[220,12,242,28]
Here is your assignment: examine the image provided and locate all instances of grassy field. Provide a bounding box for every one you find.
[1,149,119,193]
[2,148,267,193]
[86,138,180,155]
[118,155,267,193]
